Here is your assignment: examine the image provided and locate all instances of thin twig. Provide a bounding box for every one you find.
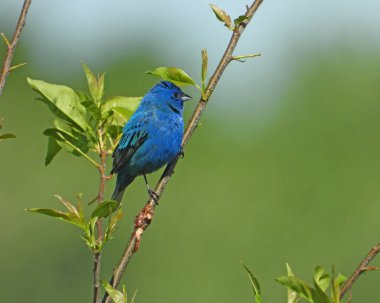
[57,133,99,168]
[339,243,380,300]
[102,1,264,301]
[93,128,108,303]
[0,0,32,96]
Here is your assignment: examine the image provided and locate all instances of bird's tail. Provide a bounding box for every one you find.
[112,173,134,203]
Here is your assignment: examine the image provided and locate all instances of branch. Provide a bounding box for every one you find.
[102,1,264,301]
[340,243,380,300]
[93,128,108,303]
[0,0,32,96]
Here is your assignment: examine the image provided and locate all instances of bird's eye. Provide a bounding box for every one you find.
[173,92,180,99]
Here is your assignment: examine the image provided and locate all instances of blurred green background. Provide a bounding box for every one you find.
[1,1,380,302]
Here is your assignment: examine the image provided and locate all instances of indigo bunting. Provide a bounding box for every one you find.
[111,81,191,202]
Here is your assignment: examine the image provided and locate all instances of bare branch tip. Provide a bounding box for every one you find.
[232,53,261,63]
[1,33,10,47]
[9,62,26,71]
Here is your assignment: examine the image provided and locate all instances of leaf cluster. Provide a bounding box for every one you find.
[25,63,144,252]
[102,281,137,303]
[26,62,208,249]
[242,263,348,303]
[27,62,141,166]
[25,62,209,255]
[210,4,248,30]
[27,194,122,252]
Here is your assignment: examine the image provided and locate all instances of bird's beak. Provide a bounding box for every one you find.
[181,93,192,102]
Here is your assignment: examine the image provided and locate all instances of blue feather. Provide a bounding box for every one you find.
[111,81,191,202]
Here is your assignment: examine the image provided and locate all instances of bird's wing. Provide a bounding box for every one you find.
[111,114,150,174]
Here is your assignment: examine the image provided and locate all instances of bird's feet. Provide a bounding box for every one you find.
[148,189,160,205]
[179,150,185,158]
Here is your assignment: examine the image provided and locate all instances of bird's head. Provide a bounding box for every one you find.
[147,81,192,114]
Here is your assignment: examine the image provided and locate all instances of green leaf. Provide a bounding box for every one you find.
[27,77,89,131]
[43,119,90,157]
[82,62,105,104]
[101,96,141,127]
[45,136,62,165]
[76,90,91,103]
[26,208,84,229]
[210,4,232,29]
[201,49,208,92]
[55,194,80,216]
[91,200,119,219]
[286,263,296,277]
[242,263,262,303]
[331,268,346,303]
[335,273,347,286]
[27,194,85,228]
[106,125,123,143]
[82,99,101,125]
[275,276,313,302]
[286,263,301,303]
[112,107,135,120]
[54,119,92,151]
[98,73,105,98]
[76,193,84,219]
[312,267,332,303]
[83,216,98,250]
[122,286,127,301]
[0,133,16,141]
[43,128,86,155]
[130,289,138,303]
[314,266,331,292]
[105,208,124,242]
[27,208,70,220]
[234,15,248,25]
[311,286,331,303]
[146,67,197,87]
[102,281,126,303]
[101,96,141,113]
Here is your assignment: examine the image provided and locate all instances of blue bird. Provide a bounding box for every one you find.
[111,81,191,203]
